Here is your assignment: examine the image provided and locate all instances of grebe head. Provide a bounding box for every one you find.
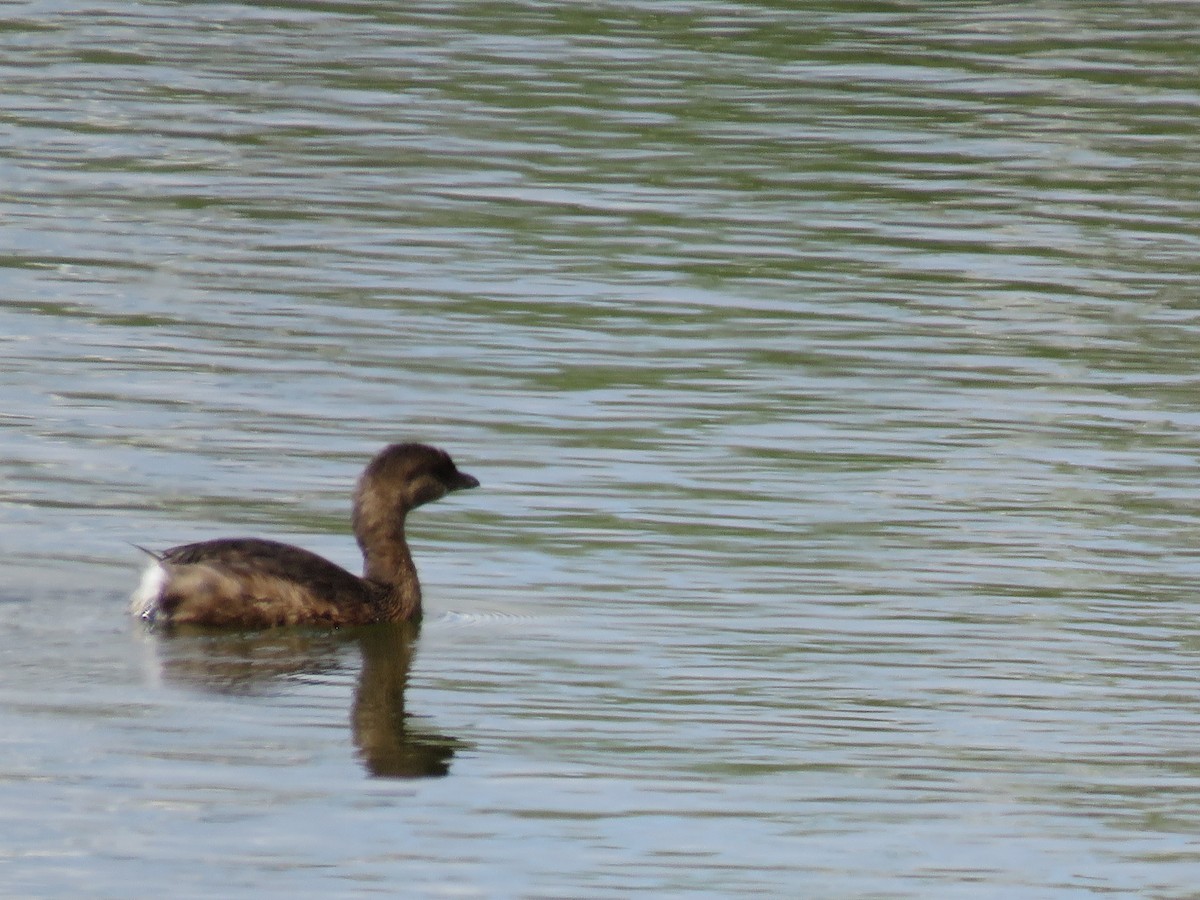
[352,443,478,535]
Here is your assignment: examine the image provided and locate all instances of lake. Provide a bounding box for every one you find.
[3,2,1200,896]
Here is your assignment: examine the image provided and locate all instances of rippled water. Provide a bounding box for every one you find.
[5,2,1200,896]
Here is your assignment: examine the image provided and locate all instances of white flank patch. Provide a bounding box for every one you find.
[130,562,167,620]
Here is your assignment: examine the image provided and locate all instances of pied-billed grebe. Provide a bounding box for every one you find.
[131,443,478,628]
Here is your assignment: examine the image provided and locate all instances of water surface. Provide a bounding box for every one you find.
[4,2,1200,896]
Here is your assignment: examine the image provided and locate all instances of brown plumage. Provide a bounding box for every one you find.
[131,443,479,628]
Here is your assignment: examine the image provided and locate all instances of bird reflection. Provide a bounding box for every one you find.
[350,624,461,777]
[141,621,462,778]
